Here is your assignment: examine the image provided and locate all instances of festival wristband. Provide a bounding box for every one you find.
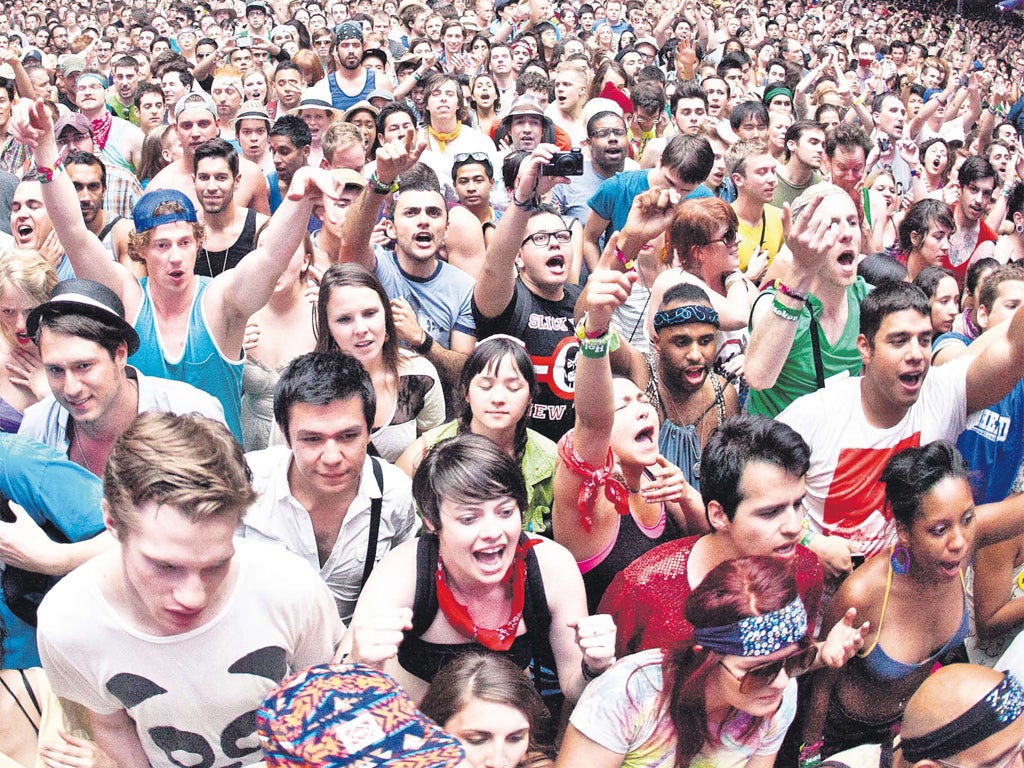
[771,296,801,322]
[579,330,620,358]
[36,159,64,184]
[799,517,817,547]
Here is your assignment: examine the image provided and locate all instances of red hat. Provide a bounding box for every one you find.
[599,82,634,114]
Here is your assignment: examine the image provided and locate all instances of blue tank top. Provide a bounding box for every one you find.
[856,555,970,681]
[129,277,244,440]
[327,69,377,111]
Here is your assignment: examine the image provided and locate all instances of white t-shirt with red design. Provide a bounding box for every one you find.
[777,357,970,558]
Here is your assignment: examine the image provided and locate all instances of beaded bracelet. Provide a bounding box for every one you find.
[774,280,808,303]
[771,296,801,322]
[368,172,398,195]
[36,159,64,184]
[614,247,636,271]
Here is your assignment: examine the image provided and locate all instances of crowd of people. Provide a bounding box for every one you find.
[3,0,1024,764]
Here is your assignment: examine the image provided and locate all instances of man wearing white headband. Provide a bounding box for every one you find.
[72,71,143,174]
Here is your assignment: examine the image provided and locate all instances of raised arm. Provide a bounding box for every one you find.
[475,144,560,318]
[745,195,834,391]
[337,138,426,270]
[211,166,343,341]
[12,98,139,304]
[965,304,1024,413]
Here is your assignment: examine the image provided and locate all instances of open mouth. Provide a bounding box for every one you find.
[837,250,856,267]
[546,254,565,270]
[473,545,505,569]
[634,425,656,445]
[15,225,32,241]
[413,232,433,247]
[898,370,923,389]
[169,269,186,280]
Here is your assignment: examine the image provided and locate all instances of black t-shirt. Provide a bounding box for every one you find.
[473,279,581,442]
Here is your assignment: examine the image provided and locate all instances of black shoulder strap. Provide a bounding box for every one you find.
[807,302,826,390]
[360,457,385,588]
[410,534,440,635]
[97,215,123,241]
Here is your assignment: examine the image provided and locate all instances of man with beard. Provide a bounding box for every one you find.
[211,72,244,143]
[316,22,392,112]
[552,104,637,225]
[773,120,825,207]
[54,113,143,221]
[194,139,269,277]
[73,72,143,174]
[473,144,581,441]
[63,152,133,266]
[105,55,140,125]
[148,92,271,215]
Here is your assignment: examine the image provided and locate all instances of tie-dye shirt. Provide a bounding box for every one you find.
[569,649,797,768]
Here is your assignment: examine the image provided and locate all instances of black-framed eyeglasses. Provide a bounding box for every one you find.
[589,127,626,139]
[719,645,817,693]
[521,229,572,247]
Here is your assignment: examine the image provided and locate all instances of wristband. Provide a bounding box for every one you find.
[511,191,538,211]
[582,657,613,681]
[771,296,801,322]
[910,168,921,178]
[36,159,64,184]
[368,171,398,195]
[799,741,824,768]
[774,280,808,303]
[579,330,620,358]
[614,247,636,271]
[799,517,817,547]
[575,312,607,340]
[414,332,434,355]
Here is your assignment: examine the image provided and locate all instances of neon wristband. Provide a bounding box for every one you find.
[36,159,64,184]
[774,280,808,302]
[579,330,620,358]
[368,172,398,195]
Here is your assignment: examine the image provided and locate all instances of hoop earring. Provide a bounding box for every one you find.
[891,544,910,575]
[1015,224,1024,234]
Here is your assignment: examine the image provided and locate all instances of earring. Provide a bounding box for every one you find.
[891,544,910,575]
[1016,224,1024,234]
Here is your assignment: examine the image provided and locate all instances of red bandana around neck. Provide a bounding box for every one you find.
[91,112,113,151]
[435,537,539,651]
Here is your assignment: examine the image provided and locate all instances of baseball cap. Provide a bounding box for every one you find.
[28,279,140,355]
[174,91,218,120]
[58,55,86,77]
[54,113,92,139]
[133,189,198,234]
[333,168,367,189]
[289,86,341,116]
[257,663,465,768]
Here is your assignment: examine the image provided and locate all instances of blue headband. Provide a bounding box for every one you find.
[653,304,720,331]
[901,673,1024,763]
[693,597,807,657]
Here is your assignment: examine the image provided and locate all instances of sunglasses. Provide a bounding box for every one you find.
[719,645,817,693]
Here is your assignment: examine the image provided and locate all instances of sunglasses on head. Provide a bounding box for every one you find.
[720,645,818,693]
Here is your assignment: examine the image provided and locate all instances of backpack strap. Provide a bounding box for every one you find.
[359,457,385,588]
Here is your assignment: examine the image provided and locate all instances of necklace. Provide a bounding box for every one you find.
[73,432,99,476]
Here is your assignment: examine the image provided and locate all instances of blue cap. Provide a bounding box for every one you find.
[923,88,942,103]
[133,189,198,233]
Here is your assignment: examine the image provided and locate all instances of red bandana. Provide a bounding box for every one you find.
[91,112,112,151]
[556,431,632,532]
[435,538,539,651]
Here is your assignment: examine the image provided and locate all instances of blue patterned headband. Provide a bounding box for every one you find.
[901,672,1024,763]
[653,304,720,332]
[693,597,807,657]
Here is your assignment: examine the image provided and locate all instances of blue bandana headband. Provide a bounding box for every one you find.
[901,672,1024,763]
[693,597,807,657]
[653,304,720,332]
